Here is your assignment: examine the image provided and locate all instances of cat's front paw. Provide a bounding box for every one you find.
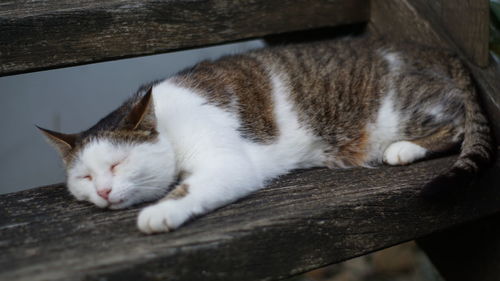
[383,141,427,165]
[137,201,188,234]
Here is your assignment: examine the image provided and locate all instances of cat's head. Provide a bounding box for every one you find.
[38,89,177,209]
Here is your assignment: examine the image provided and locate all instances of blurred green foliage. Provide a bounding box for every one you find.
[491,0,500,55]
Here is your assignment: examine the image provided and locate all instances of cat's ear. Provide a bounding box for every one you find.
[125,87,156,130]
[36,126,77,156]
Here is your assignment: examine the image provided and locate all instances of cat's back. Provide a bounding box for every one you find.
[248,38,470,167]
[159,38,470,168]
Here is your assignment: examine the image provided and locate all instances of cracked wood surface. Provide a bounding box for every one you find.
[2,155,500,281]
[0,0,368,76]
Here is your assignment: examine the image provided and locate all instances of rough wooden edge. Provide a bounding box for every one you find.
[428,0,490,67]
[418,212,500,281]
[2,155,500,281]
[0,0,369,76]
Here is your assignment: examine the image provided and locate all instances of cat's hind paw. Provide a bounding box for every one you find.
[383,141,427,165]
[137,201,188,234]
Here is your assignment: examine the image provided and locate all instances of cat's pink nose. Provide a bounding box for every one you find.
[97,188,111,200]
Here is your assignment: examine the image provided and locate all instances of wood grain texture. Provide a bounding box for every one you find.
[428,0,490,67]
[2,155,500,281]
[418,212,500,281]
[374,0,490,67]
[369,0,500,140]
[0,0,369,76]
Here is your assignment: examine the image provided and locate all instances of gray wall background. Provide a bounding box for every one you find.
[0,40,264,194]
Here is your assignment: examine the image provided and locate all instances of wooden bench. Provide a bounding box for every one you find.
[1,1,500,280]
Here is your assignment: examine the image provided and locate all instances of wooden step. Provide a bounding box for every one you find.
[2,155,500,281]
[0,0,368,76]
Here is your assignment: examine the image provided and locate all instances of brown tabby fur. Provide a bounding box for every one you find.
[166,37,491,174]
[162,184,190,201]
[172,56,277,143]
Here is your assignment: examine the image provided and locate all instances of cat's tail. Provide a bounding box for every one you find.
[422,74,494,198]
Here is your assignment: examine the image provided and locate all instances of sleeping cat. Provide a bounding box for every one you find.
[38,37,492,234]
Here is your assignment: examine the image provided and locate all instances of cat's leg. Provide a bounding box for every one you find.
[384,126,460,165]
[137,154,263,234]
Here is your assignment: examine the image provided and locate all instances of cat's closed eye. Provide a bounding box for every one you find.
[110,162,120,173]
[82,175,92,181]
[110,159,126,174]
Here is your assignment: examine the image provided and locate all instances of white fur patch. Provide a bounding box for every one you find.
[133,81,267,232]
[364,51,408,165]
[138,200,188,233]
[69,70,335,234]
[382,51,403,71]
[244,72,327,178]
[383,141,428,165]
[67,136,176,209]
[427,105,444,119]
[136,72,327,233]
[365,90,401,163]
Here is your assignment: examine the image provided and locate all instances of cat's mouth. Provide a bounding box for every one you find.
[99,198,126,210]
[107,199,127,209]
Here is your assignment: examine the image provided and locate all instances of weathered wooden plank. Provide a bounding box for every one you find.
[369,0,500,140]
[0,0,369,76]
[369,0,444,47]
[427,0,490,67]
[418,212,500,281]
[370,0,489,66]
[2,155,500,281]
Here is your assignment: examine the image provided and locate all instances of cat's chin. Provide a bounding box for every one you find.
[107,199,136,210]
[89,198,125,210]
[90,198,110,209]
[108,203,126,210]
